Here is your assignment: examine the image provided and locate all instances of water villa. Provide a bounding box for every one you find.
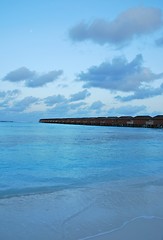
[39,115,163,128]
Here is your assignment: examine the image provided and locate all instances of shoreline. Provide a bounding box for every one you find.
[79,216,163,240]
[1,177,163,239]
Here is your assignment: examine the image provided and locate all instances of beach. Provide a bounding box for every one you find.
[1,0,163,238]
[1,178,163,240]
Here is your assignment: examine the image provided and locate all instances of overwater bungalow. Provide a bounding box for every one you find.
[39,115,163,128]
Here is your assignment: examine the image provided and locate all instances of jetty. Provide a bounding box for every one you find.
[39,115,163,128]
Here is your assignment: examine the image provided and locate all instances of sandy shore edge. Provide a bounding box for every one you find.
[79,216,163,240]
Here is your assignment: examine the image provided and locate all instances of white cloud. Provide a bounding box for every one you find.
[9,96,40,112]
[77,54,163,92]
[44,95,67,106]
[116,83,163,101]
[69,89,91,102]
[3,67,63,87]
[0,89,21,108]
[69,7,163,46]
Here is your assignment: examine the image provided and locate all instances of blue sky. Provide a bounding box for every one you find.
[0,0,163,121]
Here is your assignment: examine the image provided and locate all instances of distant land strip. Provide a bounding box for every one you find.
[39,115,163,128]
[0,121,14,123]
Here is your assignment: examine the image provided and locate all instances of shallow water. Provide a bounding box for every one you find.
[0,122,163,198]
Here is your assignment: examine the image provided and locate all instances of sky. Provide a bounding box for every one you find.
[0,0,163,122]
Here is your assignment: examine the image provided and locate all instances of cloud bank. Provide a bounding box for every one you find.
[69,7,162,46]
[0,89,21,108]
[108,105,147,116]
[0,89,20,99]
[0,89,159,121]
[77,54,163,92]
[3,67,63,87]
[116,83,163,101]
[10,96,40,112]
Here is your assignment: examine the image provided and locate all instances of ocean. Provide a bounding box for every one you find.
[0,122,163,198]
[0,122,163,239]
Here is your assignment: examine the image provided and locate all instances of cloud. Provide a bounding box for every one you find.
[10,96,40,112]
[0,89,20,99]
[44,94,67,106]
[116,83,163,101]
[26,70,63,87]
[45,100,104,118]
[68,102,86,110]
[108,105,147,116]
[69,89,91,102]
[3,67,63,87]
[71,101,105,117]
[155,36,163,47]
[69,7,162,46]
[43,90,90,108]
[90,101,105,110]
[46,102,70,118]
[0,89,21,108]
[3,67,34,82]
[77,54,163,92]
[48,101,87,116]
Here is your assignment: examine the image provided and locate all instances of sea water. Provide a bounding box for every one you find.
[0,121,163,198]
[0,122,163,240]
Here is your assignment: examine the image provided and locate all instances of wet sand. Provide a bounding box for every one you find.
[79,217,163,240]
[0,178,163,240]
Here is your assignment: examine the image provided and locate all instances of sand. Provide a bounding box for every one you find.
[80,217,163,240]
[0,178,163,240]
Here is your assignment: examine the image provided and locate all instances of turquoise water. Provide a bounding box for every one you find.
[0,122,163,198]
